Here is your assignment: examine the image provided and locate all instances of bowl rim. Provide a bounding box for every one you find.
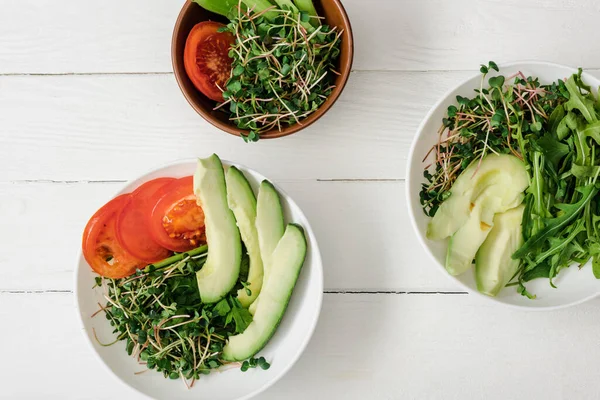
[171,0,354,139]
[405,60,600,311]
[73,157,324,400]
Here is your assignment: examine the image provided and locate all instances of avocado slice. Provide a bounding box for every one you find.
[427,154,528,240]
[194,154,242,304]
[222,223,306,361]
[445,191,524,276]
[445,199,494,276]
[225,166,264,307]
[475,205,525,296]
[248,180,285,315]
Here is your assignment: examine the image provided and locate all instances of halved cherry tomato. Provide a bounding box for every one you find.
[115,178,175,262]
[184,21,235,102]
[148,176,206,252]
[82,195,146,278]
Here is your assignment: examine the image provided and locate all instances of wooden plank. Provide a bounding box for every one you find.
[0,180,453,291]
[0,71,458,181]
[4,292,600,399]
[2,0,600,73]
[3,69,599,181]
[0,0,184,74]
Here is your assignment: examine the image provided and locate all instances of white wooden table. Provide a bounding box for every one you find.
[2,0,600,398]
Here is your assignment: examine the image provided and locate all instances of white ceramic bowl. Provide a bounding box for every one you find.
[406,61,600,310]
[74,159,323,399]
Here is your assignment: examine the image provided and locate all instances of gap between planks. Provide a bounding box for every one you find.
[0,290,467,295]
[4,68,600,77]
[6,179,404,184]
[0,69,475,77]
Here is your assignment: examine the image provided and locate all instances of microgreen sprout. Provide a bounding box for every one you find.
[420,61,569,217]
[219,1,342,140]
[93,245,270,388]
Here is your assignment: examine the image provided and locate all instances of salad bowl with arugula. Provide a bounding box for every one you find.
[407,62,600,309]
[75,156,323,400]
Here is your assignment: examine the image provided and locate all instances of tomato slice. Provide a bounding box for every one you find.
[115,178,175,262]
[148,176,206,252]
[184,21,235,102]
[82,195,146,279]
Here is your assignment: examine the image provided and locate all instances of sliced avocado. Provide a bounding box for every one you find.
[225,166,264,307]
[475,205,525,296]
[248,180,285,315]
[222,223,306,361]
[446,200,495,276]
[427,154,528,240]
[194,154,242,304]
[446,193,524,276]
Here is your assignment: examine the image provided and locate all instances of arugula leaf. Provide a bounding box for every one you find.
[588,241,600,279]
[513,184,598,259]
[523,261,551,282]
[547,104,565,136]
[547,221,586,283]
[580,121,600,144]
[574,68,592,93]
[556,111,578,140]
[593,253,600,279]
[565,75,598,123]
[571,164,600,180]
[517,282,537,299]
[535,134,570,168]
[529,220,585,267]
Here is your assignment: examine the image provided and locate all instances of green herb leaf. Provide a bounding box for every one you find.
[513,184,598,259]
[213,298,231,317]
[589,242,600,279]
[535,134,569,168]
[488,75,505,88]
[232,65,245,77]
[565,75,598,123]
[227,80,242,94]
[522,261,551,282]
[228,297,253,333]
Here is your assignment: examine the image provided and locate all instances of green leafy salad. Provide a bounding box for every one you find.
[421,62,600,298]
[91,155,307,387]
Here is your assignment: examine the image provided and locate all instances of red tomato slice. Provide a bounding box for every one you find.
[115,178,175,262]
[148,176,206,252]
[184,21,235,102]
[82,195,146,279]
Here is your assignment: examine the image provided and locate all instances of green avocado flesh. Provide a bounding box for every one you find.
[445,193,524,276]
[223,223,306,361]
[446,200,494,276]
[249,180,285,315]
[194,154,242,304]
[427,154,529,241]
[225,166,264,307]
[475,205,525,296]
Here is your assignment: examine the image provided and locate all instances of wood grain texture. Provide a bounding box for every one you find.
[2,0,600,73]
[6,70,600,182]
[0,71,456,181]
[4,292,600,399]
[5,0,600,398]
[0,180,455,291]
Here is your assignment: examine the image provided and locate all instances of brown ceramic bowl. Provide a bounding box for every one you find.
[172,0,354,139]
